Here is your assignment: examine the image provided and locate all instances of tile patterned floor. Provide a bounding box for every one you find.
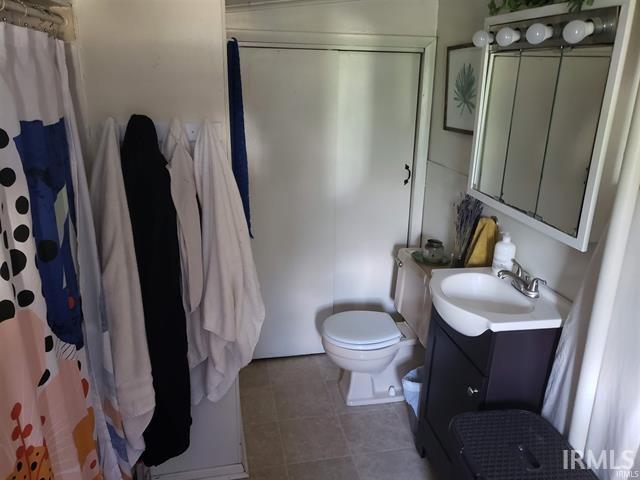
[239,354,436,480]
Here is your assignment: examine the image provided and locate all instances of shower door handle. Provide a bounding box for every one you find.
[404,164,412,185]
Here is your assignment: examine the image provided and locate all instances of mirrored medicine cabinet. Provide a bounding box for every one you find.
[468,3,634,251]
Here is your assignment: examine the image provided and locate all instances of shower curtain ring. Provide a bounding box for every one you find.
[17,0,27,17]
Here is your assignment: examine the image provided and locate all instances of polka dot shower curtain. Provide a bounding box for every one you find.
[0,24,122,480]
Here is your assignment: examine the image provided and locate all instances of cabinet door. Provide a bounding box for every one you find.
[425,323,486,458]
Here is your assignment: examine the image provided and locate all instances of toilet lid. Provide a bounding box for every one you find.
[323,311,401,347]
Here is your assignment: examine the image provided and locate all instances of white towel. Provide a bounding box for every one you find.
[89,118,155,464]
[161,118,203,314]
[191,120,265,403]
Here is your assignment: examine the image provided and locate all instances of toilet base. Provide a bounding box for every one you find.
[338,369,406,406]
[324,321,425,407]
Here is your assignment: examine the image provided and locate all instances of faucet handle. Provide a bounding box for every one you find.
[511,259,524,278]
[527,277,547,294]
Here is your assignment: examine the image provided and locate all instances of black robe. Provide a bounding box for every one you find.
[120,114,191,466]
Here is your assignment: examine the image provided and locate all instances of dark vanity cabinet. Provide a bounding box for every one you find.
[415,306,561,478]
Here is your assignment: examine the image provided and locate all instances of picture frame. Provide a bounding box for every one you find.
[444,43,481,135]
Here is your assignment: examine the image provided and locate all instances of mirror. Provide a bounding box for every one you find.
[474,45,611,237]
[467,5,633,252]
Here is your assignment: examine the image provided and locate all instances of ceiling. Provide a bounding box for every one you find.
[226,0,291,5]
[226,0,355,6]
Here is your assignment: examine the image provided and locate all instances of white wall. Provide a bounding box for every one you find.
[422,0,640,301]
[482,208,593,300]
[227,0,438,36]
[420,0,490,268]
[72,0,229,154]
[227,0,595,300]
[66,2,635,303]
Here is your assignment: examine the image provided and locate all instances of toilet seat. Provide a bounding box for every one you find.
[322,311,401,351]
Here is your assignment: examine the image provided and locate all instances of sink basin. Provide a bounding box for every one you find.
[430,267,569,337]
[441,272,535,315]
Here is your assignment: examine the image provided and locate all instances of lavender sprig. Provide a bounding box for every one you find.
[453,194,484,263]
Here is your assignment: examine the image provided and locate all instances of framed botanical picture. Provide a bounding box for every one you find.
[444,44,481,135]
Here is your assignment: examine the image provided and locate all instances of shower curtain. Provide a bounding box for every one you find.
[543,54,640,479]
[544,198,640,479]
[0,24,122,480]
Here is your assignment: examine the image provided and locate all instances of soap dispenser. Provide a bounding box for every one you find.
[492,232,516,275]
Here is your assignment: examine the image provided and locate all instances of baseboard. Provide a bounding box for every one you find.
[150,463,248,480]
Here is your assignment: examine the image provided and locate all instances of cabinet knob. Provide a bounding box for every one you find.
[467,386,479,397]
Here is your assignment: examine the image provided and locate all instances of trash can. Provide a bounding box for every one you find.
[402,366,424,434]
[450,410,598,480]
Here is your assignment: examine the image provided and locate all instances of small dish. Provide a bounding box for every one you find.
[412,250,450,266]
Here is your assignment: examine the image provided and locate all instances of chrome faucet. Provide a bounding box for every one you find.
[497,260,547,299]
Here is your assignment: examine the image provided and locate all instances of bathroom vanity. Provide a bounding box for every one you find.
[415,268,568,478]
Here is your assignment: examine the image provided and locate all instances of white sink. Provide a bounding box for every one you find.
[430,267,570,337]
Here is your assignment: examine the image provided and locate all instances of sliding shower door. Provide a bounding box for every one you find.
[333,50,419,314]
[241,46,420,358]
[241,47,338,358]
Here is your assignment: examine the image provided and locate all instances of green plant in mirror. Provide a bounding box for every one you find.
[488,0,594,15]
[454,63,476,116]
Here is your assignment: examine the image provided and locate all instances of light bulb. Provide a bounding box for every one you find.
[562,19,595,44]
[526,23,553,45]
[473,30,494,48]
[496,27,521,47]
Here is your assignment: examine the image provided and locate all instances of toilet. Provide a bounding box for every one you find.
[322,248,435,406]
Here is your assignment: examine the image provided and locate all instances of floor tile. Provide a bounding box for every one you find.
[241,360,271,388]
[391,402,415,435]
[313,354,334,369]
[287,457,359,480]
[245,422,286,470]
[339,408,414,454]
[353,448,434,480]
[280,416,349,464]
[267,355,324,386]
[273,380,333,420]
[314,354,342,381]
[248,464,289,480]
[241,356,435,480]
[241,385,277,426]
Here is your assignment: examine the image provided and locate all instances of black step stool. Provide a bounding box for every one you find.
[450,410,598,479]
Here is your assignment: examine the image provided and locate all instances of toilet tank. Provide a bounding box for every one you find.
[393,248,439,347]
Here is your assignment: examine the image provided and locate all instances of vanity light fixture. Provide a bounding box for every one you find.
[496,27,521,47]
[473,30,494,47]
[562,19,596,44]
[526,23,554,45]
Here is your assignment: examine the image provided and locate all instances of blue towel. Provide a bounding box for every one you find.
[227,38,253,237]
